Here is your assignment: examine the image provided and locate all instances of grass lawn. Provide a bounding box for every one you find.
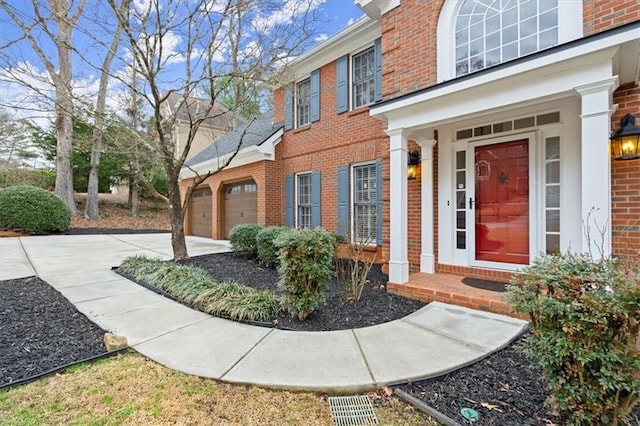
[0,351,434,425]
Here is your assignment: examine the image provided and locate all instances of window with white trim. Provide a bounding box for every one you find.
[352,47,375,109]
[353,164,377,242]
[296,173,312,229]
[296,78,311,127]
[544,136,560,253]
[454,0,558,76]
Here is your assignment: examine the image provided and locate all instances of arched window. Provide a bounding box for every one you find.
[453,0,559,76]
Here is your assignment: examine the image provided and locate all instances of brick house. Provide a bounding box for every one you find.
[181,1,640,291]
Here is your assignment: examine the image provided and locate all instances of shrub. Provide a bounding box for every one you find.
[335,232,377,304]
[119,256,282,322]
[228,223,263,258]
[506,253,640,425]
[0,185,71,234]
[256,226,289,267]
[276,228,335,320]
[0,168,55,190]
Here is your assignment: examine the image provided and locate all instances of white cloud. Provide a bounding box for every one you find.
[315,33,328,43]
[252,0,326,33]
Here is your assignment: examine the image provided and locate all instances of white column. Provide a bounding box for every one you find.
[387,128,410,284]
[415,136,436,273]
[575,77,618,258]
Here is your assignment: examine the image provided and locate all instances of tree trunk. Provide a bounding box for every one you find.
[85,142,101,219]
[168,172,188,260]
[130,146,139,217]
[54,103,76,215]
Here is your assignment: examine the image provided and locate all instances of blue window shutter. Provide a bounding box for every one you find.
[285,175,294,227]
[337,166,349,237]
[284,87,293,130]
[374,38,383,102]
[310,69,320,122]
[311,171,321,228]
[336,56,348,114]
[376,160,383,245]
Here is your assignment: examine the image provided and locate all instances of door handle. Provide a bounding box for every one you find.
[469,197,475,209]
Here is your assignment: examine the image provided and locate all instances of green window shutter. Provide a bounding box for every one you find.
[285,175,294,227]
[374,38,383,102]
[284,87,293,130]
[311,171,321,228]
[336,56,348,114]
[337,166,349,237]
[310,69,320,122]
[376,160,383,245]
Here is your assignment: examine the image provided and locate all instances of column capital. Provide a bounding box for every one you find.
[385,127,411,139]
[574,76,619,97]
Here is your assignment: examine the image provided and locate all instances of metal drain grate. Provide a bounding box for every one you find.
[328,395,378,425]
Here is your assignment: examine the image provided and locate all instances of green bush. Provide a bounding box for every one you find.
[256,226,289,267]
[506,253,640,425]
[276,228,336,320]
[119,256,282,322]
[228,223,263,258]
[0,185,71,234]
[0,168,55,189]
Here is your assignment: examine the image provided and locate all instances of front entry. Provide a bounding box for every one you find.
[474,139,529,265]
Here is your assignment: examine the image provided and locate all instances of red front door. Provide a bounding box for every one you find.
[475,140,529,265]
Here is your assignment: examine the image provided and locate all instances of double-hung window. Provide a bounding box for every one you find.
[353,164,377,243]
[352,47,375,109]
[296,173,312,229]
[296,78,311,127]
[336,38,382,114]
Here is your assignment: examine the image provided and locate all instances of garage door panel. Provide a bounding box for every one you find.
[224,181,257,238]
[191,188,212,238]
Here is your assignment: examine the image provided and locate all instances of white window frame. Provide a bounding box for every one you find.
[436,0,583,82]
[295,172,312,229]
[351,46,376,110]
[351,161,377,244]
[295,77,311,128]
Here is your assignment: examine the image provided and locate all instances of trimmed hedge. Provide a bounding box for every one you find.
[256,226,289,267]
[276,228,335,320]
[0,168,55,190]
[119,256,282,322]
[229,223,263,258]
[0,185,71,234]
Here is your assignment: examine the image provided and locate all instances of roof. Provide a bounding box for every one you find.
[186,111,283,167]
[164,92,239,129]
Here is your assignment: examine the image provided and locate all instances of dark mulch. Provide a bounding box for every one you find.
[61,228,169,235]
[0,277,107,388]
[177,252,426,331]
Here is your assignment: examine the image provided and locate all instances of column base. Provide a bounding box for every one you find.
[388,260,409,284]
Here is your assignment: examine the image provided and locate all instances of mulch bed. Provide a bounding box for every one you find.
[0,277,107,388]
[177,252,426,331]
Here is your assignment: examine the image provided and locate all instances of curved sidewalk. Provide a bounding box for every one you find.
[1,233,528,394]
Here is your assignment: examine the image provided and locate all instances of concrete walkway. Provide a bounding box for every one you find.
[1,234,528,393]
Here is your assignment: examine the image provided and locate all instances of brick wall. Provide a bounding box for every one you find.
[583,0,640,35]
[611,83,640,259]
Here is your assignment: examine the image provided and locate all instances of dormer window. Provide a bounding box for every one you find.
[454,0,558,76]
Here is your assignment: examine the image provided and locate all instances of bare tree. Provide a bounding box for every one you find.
[105,0,323,259]
[0,0,88,215]
[0,109,33,167]
[84,0,130,219]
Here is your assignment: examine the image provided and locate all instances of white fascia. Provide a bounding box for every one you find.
[180,128,283,179]
[371,26,639,128]
[354,0,400,19]
[286,16,380,79]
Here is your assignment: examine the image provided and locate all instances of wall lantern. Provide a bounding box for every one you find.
[407,150,420,180]
[611,113,640,160]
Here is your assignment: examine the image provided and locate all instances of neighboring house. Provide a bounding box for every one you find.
[163,92,237,161]
[181,1,640,290]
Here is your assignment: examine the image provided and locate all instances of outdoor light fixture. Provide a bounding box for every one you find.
[407,150,420,180]
[611,113,640,160]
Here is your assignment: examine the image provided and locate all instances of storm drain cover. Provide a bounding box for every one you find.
[328,395,378,425]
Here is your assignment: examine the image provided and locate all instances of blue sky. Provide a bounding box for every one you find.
[0,1,365,126]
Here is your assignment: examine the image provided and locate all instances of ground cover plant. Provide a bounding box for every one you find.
[506,253,640,425]
[119,256,281,322]
[0,185,71,234]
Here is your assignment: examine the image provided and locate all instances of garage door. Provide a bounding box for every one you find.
[224,180,257,238]
[191,187,212,237]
